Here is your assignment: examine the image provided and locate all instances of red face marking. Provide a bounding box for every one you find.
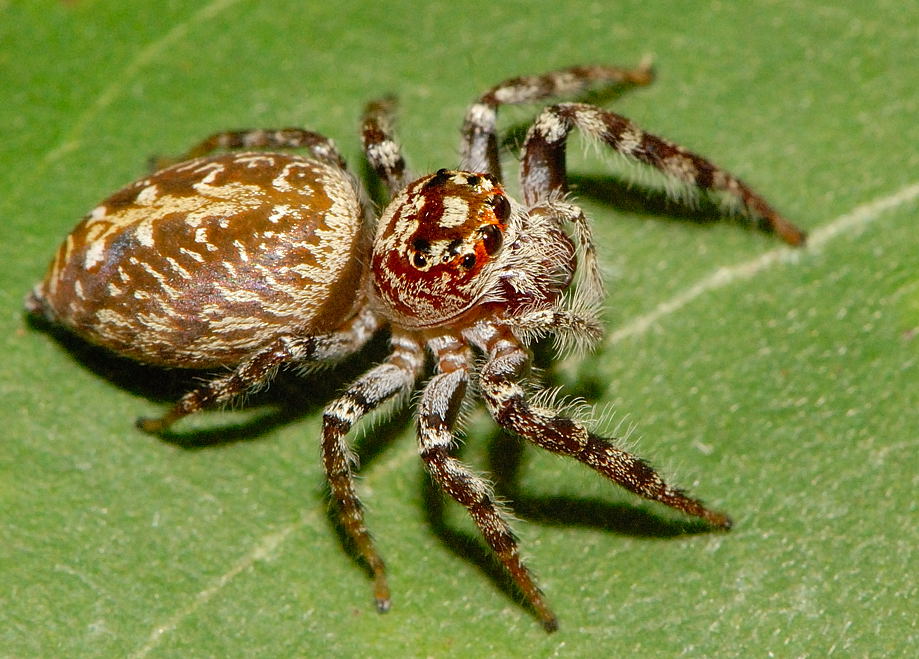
[370,169,510,328]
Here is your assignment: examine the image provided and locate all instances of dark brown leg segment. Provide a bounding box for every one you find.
[321,332,424,612]
[476,324,732,529]
[460,63,654,179]
[520,102,806,245]
[419,337,559,631]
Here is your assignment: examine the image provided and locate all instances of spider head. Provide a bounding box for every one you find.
[370,169,512,328]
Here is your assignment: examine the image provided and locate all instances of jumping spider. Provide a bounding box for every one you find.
[28,63,805,631]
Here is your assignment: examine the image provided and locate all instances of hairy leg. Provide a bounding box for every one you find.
[322,331,424,612]
[361,96,409,195]
[460,62,654,179]
[520,102,806,245]
[153,128,347,170]
[472,322,731,528]
[418,335,559,631]
[137,308,381,433]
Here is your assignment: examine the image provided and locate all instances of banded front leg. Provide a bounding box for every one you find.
[521,102,807,245]
[460,63,654,179]
[322,331,424,612]
[475,323,732,529]
[530,200,605,305]
[419,336,559,631]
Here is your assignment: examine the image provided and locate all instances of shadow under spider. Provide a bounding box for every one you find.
[30,310,719,622]
[484,428,717,537]
[27,312,402,457]
[569,172,780,236]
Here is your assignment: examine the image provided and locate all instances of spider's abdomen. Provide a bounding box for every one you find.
[28,153,366,368]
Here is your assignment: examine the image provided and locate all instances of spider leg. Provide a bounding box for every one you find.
[520,102,806,245]
[419,336,559,632]
[361,96,409,195]
[137,308,381,433]
[322,331,424,612]
[460,62,654,179]
[472,322,732,529]
[152,128,346,170]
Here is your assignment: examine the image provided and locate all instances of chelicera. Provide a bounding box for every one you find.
[27,63,806,631]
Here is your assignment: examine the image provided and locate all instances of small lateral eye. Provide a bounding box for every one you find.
[461,254,477,269]
[412,252,427,268]
[423,169,451,190]
[488,194,511,222]
[478,223,503,255]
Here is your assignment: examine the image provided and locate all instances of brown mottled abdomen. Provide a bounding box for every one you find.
[29,153,366,368]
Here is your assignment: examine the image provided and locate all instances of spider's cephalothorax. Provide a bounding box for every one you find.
[371,168,576,329]
[27,63,806,631]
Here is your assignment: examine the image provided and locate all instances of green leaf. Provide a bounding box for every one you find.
[2,1,916,656]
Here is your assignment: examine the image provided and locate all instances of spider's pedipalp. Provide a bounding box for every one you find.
[460,63,654,180]
[137,308,382,433]
[322,330,425,612]
[472,322,731,529]
[362,96,409,195]
[504,305,602,355]
[529,200,605,305]
[521,102,807,245]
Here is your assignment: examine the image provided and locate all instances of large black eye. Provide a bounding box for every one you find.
[488,194,511,222]
[478,223,503,255]
[411,238,430,268]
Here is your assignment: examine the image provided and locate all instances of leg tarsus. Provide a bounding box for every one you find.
[574,436,733,529]
[375,593,392,614]
[136,412,178,434]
